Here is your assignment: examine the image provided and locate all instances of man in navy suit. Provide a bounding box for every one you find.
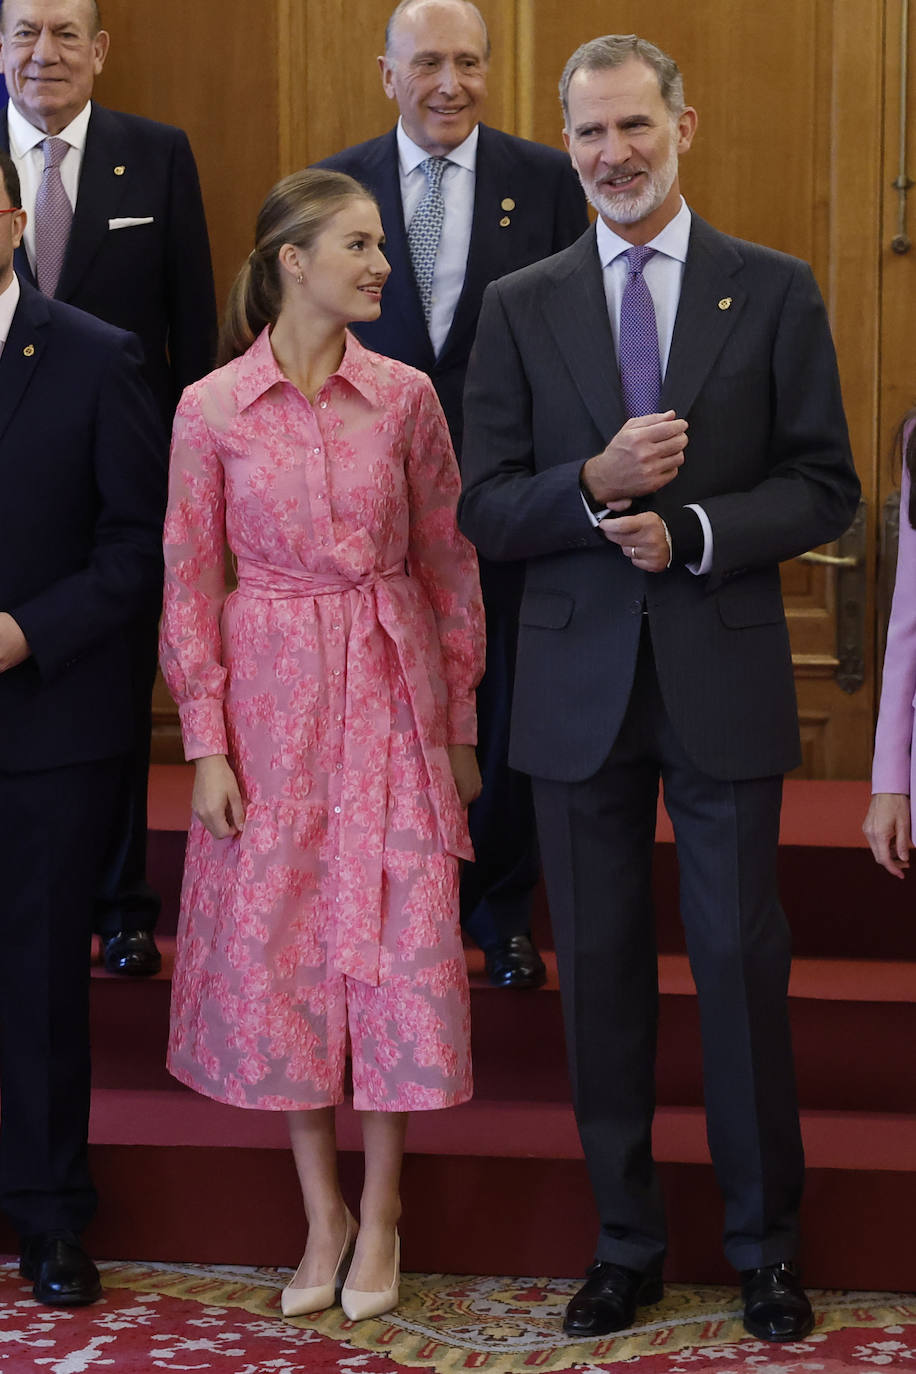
[320,0,589,987]
[0,148,165,1304]
[0,0,217,977]
[460,35,860,1340]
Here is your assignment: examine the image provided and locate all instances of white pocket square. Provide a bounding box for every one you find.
[108,216,155,229]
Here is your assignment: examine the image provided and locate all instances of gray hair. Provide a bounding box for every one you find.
[559,35,685,126]
[385,0,490,60]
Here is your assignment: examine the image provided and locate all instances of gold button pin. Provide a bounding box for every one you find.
[718,296,732,311]
[501,197,515,211]
[23,344,35,357]
[499,215,511,228]
[114,165,125,176]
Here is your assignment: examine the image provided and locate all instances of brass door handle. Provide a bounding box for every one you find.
[793,500,867,693]
[795,550,859,568]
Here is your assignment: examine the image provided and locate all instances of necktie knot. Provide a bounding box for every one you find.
[624,244,655,276]
[420,155,448,189]
[42,137,69,171]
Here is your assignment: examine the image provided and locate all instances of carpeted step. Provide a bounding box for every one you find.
[147,769,916,959]
[91,942,916,1113]
[16,1090,905,1291]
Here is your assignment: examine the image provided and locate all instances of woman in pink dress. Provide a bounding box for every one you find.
[865,415,916,876]
[160,168,485,1322]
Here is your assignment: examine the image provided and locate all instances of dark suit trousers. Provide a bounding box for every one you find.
[0,757,120,1236]
[533,624,804,1273]
[94,615,161,937]
[461,557,540,949]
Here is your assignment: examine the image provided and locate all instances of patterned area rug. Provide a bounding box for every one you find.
[0,1259,913,1373]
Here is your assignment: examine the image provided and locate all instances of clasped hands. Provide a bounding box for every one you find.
[192,744,483,841]
[582,410,688,572]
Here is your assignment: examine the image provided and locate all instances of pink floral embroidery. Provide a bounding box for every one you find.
[161,329,484,1112]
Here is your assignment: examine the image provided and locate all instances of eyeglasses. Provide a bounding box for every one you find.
[0,208,21,215]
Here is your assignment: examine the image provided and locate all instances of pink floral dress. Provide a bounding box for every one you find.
[160,328,485,1112]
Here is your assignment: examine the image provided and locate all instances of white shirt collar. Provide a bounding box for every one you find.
[7,98,93,157]
[0,272,22,346]
[596,196,692,267]
[396,117,479,175]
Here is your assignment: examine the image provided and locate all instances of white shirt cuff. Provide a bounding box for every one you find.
[581,490,609,526]
[686,503,713,575]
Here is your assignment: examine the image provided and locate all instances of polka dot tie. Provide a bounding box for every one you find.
[407,156,448,328]
[618,245,661,418]
[35,136,73,298]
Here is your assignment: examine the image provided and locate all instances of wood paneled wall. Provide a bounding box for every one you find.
[90,0,908,775]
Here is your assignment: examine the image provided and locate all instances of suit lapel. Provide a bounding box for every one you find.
[0,278,50,445]
[55,105,130,303]
[373,129,435,369]
[441,125,510,364]
[662,215,746,417]
[541,229,624,442]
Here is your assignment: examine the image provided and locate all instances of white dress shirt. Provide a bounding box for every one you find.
[586,198,713,574]
[0,271,21,357]
[397,118,477,358]
[7,99,92,274]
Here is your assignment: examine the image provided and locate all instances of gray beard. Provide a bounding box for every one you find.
[582,146,678,227]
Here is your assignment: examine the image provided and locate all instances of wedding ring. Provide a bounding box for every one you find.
[630,546,637,559]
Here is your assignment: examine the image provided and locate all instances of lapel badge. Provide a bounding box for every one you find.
[499,215,511,228]
[501,197,515,211]
[114,165,126,176]
[718,296,732,311]
[23,344,35,357]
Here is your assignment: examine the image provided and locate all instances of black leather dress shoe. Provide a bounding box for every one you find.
[101,929,162,976]
[20,1232,102,1306]
[563,1261,664,1336]
[741,1261,814,1341]
[484,934,547,989]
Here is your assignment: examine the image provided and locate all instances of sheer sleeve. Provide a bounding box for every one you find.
[405,376,485,746]
[159,383,229,760]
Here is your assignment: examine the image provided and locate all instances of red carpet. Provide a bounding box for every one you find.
[0,1257,914,1373]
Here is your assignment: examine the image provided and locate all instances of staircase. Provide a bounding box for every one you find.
[11,770,911,1289]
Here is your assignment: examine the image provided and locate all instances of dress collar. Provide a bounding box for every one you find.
[233,326,388,413]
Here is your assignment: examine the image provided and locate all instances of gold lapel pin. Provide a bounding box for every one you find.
[499,216,511,228]
[501,197,515,212]
[114,165,126,176]
[23,344,35,357]
[718,297,733,311]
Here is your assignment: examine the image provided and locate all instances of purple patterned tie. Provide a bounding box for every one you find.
[35,136,73,297]
[618,245,661,418]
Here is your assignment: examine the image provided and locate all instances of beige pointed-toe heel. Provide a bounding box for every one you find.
[281,1212,358,1318]
[340,1230,400,1322]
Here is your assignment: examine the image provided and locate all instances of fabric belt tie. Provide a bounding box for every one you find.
[234,557,465,985]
